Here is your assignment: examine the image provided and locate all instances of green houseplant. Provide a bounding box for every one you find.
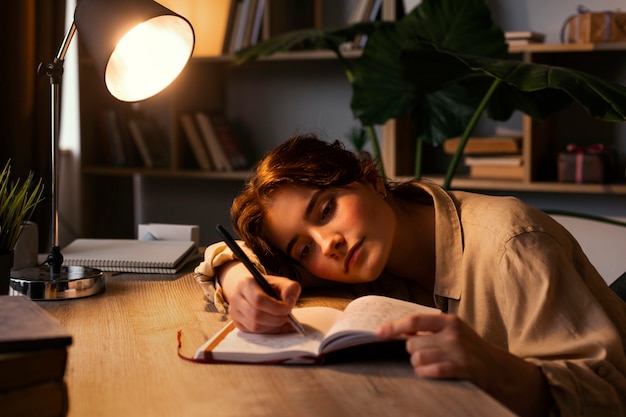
[234,0,626,189]
[0,161,44,294]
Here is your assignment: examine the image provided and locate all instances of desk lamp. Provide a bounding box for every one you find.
[9,0,195,300]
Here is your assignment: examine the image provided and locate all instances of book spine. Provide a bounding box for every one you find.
[127,117,170,168]
[194,112,233,172]
[443,136,521,154]
[0,380,68,417]
[0,349,67,392]
[222,0,239,54]
[210,114,248,170]
[464,155,523,167]
[249,0,266,46]
[469,164,524,180]
[232,0,252,52]
[103,110,127,167]
[349,0,369,23]
[241,0,258,49]
[179,113,214,170]
[227,0,245,54]
[128,119,153,168]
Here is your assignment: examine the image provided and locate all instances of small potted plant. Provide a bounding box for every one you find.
[0,161,44,294]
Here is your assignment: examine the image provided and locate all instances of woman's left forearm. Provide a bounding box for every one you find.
[482,346,554,417]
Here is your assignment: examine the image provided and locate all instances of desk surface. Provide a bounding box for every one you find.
[38,271,514,417]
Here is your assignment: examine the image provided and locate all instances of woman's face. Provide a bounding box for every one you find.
[264,181,396,283]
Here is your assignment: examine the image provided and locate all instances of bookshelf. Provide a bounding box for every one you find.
[77,2,626,241]
[78,0,390,239]
[381,42,626,195]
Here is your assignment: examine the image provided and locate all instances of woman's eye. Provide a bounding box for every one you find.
[299,243,311,260]
[320,197,336,221]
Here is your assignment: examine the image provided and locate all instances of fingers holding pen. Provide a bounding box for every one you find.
[272,275,302,310]
[229,272,301,334]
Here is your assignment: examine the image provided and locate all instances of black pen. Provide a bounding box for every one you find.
[215,224,306,336]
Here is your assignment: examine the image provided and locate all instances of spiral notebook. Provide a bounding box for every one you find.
[61,239,198,274]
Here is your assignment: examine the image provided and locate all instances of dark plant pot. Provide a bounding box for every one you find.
[0,251,14,295]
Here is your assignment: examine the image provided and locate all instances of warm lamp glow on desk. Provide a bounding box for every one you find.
[10,0,195,300]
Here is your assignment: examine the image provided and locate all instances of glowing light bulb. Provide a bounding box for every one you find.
[105,15,194,102]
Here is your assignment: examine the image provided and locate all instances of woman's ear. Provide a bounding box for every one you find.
[365,172,386,195]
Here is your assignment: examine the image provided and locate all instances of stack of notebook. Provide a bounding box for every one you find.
[61,239,199,274]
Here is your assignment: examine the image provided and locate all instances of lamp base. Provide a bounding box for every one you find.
[9,265,105,300]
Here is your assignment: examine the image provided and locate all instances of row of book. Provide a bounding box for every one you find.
[349,0,384,24]
[98,109,169,169]
[223,0,267,54]
[443,134,524,180]
[348,0,384,49]
[505,31,545,46]
[223,0,393,54]
[180,111,249,172]
[97,109,249,172]
[1,296,71,417]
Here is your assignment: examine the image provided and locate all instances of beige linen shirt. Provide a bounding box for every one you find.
[195,179,626,416]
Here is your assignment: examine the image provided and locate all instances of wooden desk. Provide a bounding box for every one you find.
[38,271,515,417]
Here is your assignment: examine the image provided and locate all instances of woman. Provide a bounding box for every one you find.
[195,135,626,417]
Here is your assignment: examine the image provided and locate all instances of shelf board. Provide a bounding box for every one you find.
[85,168,626,193]
[86,43,626,65]
[192,49,362,63]
[393,175,626,194]
[82,166,250,181]
[509,42,626,54]
[192,42,626,61]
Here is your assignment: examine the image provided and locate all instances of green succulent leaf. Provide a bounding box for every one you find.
[0,161,44,251]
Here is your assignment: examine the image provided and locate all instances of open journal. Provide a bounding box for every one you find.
[194,295,440,364]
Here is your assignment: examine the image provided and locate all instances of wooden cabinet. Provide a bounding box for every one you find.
[381,42,626,194]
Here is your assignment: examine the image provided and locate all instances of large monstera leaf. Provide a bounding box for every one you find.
[351,0,509,146]
[447,52,626,121]
[353,0,626,147]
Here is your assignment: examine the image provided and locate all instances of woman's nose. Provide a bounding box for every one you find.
[320,233,345,258]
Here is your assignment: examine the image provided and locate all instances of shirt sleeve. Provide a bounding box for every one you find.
[193,240,268,313]
[500,231,626,416]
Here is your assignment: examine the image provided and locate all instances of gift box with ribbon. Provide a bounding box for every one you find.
[562,6,626,43]
[558,144,617,184]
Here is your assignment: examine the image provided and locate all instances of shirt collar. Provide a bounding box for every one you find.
[415,179,464,303]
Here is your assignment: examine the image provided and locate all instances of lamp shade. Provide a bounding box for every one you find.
[75,0,195,102]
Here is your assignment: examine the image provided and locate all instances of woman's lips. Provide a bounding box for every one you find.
[344,238,364,273]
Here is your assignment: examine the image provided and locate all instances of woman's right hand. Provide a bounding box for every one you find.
[217,261,302,334]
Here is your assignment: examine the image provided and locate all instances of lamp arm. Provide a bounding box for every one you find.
[56,22,77,62]
[36,22,77,275]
